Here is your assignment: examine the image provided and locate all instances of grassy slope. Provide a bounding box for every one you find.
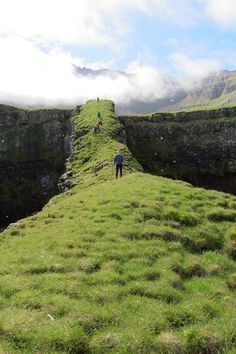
[160,93,236,113]
[66,100,141,186]
[0,100,236,354]
[124,105,236,117]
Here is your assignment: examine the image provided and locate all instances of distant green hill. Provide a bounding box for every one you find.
[117,70,236,114]
[162,70,236,112]
[0,100,235,353]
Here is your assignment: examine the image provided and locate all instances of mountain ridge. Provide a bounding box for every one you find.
[73,66,236,114]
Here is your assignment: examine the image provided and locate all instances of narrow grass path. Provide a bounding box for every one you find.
[0,100,235,353]
[66,99,141,186]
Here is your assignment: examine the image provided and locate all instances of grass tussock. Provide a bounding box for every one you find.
[156,332,185,354]
[225,227,236,259]
[207,208,236,222]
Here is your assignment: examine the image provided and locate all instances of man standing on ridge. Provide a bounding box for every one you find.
[113,150,124,179]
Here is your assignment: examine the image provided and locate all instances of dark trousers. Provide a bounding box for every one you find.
[116,164,123,178]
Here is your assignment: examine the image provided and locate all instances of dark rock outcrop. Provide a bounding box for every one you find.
[119,107,236,195]
[0,105,72,227]
[1,101,236,228]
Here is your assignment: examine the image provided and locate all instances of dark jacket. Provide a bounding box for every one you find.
[114,154,124,165]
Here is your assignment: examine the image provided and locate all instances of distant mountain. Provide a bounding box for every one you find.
[74,66,236,114]
[162,70,236,113]
[73,65,128,79]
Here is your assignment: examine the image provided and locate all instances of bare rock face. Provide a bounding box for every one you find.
[119,107,236,195]
[0,105,72,227]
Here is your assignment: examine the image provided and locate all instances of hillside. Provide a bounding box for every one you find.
[161,70,236,113]
[0,100,236,353]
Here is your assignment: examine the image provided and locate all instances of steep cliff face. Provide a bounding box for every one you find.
[119,107,236,195]
[0,105,72,227]
[1,102,236,227]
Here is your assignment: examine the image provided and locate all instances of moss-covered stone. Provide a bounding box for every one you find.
[119,106,236,194]
[0,105,72,226]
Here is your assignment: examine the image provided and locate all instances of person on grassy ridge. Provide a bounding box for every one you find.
[113,150,124,179]
[93,121,102,134]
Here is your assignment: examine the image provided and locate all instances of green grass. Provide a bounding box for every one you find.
[160,91,236,113]
[0,100,236,353]
[66,100,142,187]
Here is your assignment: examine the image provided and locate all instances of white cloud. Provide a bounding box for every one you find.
[0,0,204,108]
[0,37,82,102]
[0,0,233,53]
[126,61,172,101]
[0,36,178,107]
[0,0,231,109]
[204,0,236,27]
[0,0,128,48]
[169,52,222,77]
[0,0,201,48]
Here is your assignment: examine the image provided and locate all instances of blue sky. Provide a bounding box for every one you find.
[78,2,235,75]
[0,0,235,106]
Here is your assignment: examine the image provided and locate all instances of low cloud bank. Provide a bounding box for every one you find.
[0,37,219,112]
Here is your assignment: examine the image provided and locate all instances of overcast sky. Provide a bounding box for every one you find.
[0,0,235,107]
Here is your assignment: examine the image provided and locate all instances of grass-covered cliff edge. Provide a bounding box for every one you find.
[0,100,236,353]
[119,106,236,195]
[0,105,71,227]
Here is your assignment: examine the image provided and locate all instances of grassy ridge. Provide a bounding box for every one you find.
[0,100,235,353]
[66,100,141,187]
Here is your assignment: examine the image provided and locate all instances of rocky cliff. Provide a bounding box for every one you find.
[0,105,72,227]
[1,102,236,228]
[119,106,236,195]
